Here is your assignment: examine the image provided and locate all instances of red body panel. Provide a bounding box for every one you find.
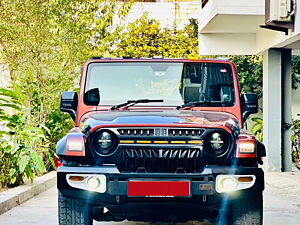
[76,59,243,128]
[127,180,190,197]
[54,157,63,170]
[65,133,86,156]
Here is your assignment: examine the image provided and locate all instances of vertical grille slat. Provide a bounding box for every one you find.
[118,148,202,173]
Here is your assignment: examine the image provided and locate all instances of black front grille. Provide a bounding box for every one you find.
[168,128,204,137]
[118,128,155,136]
[117,128,205,137]
[124,148,200,159]
[118,147,203,173]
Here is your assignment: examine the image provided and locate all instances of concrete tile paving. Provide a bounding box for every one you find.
[1,172,300,225]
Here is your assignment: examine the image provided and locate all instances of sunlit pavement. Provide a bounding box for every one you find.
[1,172,300,225]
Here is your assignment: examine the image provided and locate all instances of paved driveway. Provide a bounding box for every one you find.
[0,172,300,225]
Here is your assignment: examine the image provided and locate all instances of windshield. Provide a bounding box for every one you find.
[85,62,235,107]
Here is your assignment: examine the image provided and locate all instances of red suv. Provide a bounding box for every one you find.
[57,58,266,225]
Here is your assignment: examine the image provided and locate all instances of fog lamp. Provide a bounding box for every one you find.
[86,176,101,190]
[216,176,238,193]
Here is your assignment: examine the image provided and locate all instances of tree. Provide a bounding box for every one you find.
[0,0,131,172]
[292,56,300,89]
[109,14,199,58]
[230,55,300,98]
[229,56,263,98]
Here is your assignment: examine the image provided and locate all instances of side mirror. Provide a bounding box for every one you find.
[60,91,78,121]
[84,88,100,106]
[241,94,258,123]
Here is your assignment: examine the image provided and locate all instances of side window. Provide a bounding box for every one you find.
[181,63,235,105]
[181,64,202,103]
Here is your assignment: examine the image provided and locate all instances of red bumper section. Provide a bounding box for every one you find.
[127,180,190,197]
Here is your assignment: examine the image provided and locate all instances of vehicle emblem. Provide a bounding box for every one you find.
[155,128,168,136]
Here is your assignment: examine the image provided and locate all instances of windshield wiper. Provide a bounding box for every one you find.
[111,99,164,110]
[176,101,226,110]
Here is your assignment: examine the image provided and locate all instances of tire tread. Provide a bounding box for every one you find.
[58,191,92,225]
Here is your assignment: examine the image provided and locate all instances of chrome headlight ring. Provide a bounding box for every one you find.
[92,129,118,156]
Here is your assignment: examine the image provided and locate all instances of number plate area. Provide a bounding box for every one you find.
[127,180,190,197]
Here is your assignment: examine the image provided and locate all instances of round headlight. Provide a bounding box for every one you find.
[210,132,224,150]
[98,131,113,149]
[93,130,118,156]
[206,131,229,156]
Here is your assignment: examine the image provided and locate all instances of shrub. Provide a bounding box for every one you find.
[251,117,263,142]
[291,118,300,164]
[0,88,46,187]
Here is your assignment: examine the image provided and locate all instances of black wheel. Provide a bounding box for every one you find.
[229,194,263,225]
[58,191,93,225]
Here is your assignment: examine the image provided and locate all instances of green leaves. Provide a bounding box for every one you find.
[30,151,46,173]
[0,1,132,188]
[9,168,16,177]
[229,55,300,99]
[0,88,22,111]
[109,15,199,59]
[292,56,300,89]
[0,103,21,110]
[291,118,300,163]
[18,155,30,173]
[10,144,21,155]
[251,117,263,142]
[252,123,263,136]
[229,56,263,99]
[0,88,19,99]
[0,89,47,187]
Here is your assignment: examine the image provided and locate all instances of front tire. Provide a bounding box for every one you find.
[58,191,93,225]
[229,194,263,225]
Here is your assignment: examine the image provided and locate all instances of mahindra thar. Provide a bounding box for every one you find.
[56,58,266,225]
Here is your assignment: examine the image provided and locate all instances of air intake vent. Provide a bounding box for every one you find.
[118,128,154,136]
[168,129,204,137]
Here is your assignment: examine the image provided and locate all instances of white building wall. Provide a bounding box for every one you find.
[294,0,300,34]
[199,33,257,55]
[125,1,200,29]
[0,63,10,88]
[255,28,288,53]
[199,0,265,33]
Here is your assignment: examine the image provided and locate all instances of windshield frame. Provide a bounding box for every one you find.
[83,60,238,108]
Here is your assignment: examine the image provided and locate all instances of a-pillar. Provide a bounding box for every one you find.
[263,48,292,172]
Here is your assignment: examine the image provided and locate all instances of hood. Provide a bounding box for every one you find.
[80,110,240,132]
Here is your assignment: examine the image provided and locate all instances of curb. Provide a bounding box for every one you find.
[0,171,56,215]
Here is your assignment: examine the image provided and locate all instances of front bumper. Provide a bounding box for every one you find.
[57,165,264,207]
